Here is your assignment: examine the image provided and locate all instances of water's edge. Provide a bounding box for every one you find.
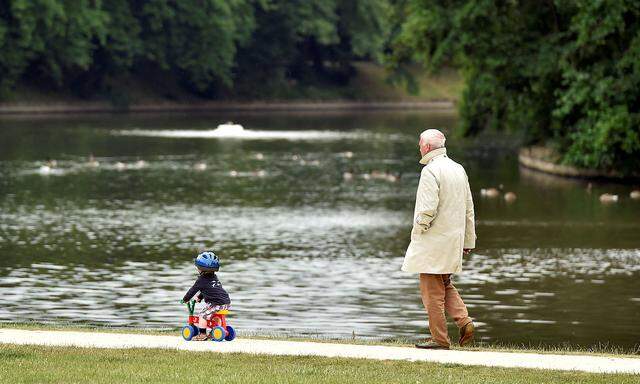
[519,146,640,180]
[0,100,455,115]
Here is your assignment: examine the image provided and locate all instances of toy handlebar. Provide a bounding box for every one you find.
[180,299,197,315]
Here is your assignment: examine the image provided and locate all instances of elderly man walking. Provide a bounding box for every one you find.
[402,129,476,350]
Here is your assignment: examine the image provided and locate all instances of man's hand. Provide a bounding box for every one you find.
[463,248,473,255]
[415,211,435,232]
[195,297,202,303]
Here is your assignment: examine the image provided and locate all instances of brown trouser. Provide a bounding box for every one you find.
[419,273,471,347]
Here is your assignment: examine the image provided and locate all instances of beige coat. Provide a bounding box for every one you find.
[401,148,476,274]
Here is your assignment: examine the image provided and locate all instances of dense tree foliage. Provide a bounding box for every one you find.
[234,0,389,97]
[0,0,389,99]
[2,1,638,172]
[391,0,640,173]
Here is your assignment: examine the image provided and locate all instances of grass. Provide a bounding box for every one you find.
[349,62,462,102]
[1,344,637,384]
[2,321,639,359]
[266,62,462,102]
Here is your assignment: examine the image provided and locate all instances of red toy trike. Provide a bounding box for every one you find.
[181,300,236,342]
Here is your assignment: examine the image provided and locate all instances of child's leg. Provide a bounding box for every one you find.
[192,304,217,340]
[198,304,220,334]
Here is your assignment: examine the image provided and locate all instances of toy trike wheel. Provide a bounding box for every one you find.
[182,325,198,341]
[210,326,226,342]
[224,326,236,341]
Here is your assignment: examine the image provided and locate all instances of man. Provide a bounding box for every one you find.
[402,129,476,350]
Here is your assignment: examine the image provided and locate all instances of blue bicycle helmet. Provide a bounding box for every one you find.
[195,251,220,271]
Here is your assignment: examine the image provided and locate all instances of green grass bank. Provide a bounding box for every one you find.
[1,344,637,384]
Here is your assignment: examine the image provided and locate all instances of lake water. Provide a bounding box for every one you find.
[0,111,639,349]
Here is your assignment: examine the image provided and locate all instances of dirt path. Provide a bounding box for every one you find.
[1,329,638,374]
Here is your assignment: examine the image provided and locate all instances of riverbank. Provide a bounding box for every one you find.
[0,100,454,115]
[518,146,639,180]
[0,63,460,115]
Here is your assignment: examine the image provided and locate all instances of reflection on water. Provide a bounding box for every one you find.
[0,111,639,348]
[0,204,405,256]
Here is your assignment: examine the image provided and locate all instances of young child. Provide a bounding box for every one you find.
[182,251,231,340]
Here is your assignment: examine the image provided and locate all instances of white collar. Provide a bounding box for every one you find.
[419,148,447,165]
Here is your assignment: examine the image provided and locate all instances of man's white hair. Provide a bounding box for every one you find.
[419,129,446,149]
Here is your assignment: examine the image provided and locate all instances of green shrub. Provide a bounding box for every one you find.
[390,0,640,174]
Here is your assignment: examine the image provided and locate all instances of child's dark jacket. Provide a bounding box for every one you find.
[183,274,231,305]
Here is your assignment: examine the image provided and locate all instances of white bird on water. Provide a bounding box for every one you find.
[87,154,100,168]
[504,192,517,203]
[385,173,399,183]
[38,165,52,175]
[134,160,147,169]
[599,193,619,203]
[480,188,500,198]
[38,159,57,175]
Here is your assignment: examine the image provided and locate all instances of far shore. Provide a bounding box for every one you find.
[519,146,640,181]
[0,100,455,115]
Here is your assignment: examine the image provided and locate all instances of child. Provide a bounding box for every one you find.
[182,251,231,341]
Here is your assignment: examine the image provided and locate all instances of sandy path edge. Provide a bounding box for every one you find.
[0,329,638,374]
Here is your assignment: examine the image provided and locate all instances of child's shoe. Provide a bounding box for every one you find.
[192,332,210,341]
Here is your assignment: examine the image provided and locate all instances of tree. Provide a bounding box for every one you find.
[0,0,108,95]
[135,0,255,94]
[390,0,640,173]
[0,0,391,101]
[233,0,390,97]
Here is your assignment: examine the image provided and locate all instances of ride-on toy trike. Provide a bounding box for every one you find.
[181,300,236,342]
